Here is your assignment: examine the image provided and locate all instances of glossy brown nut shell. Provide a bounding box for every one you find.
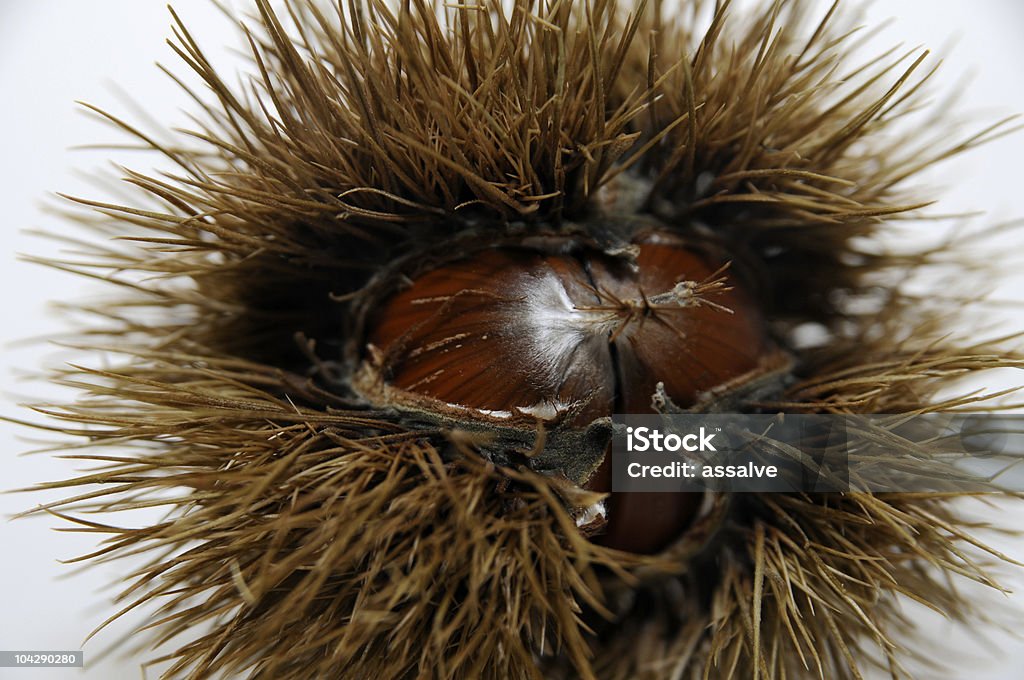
[366,239,770,553]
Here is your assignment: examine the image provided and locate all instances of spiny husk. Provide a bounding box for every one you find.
[20,0,1024,678]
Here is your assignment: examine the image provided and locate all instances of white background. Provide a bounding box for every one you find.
[1,2,1023,678]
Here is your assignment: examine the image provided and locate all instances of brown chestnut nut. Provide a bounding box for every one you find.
[363,234,774,553]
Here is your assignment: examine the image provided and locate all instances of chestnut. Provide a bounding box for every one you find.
[362,233,776,553]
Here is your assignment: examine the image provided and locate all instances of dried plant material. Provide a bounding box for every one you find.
[16,0,1024,678]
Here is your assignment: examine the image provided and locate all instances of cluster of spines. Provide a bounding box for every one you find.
[19,1,1024,678]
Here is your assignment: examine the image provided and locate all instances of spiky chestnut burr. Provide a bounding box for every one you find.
[19,0,1024,678]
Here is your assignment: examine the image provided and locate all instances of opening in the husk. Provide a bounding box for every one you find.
[360,233,776,553]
